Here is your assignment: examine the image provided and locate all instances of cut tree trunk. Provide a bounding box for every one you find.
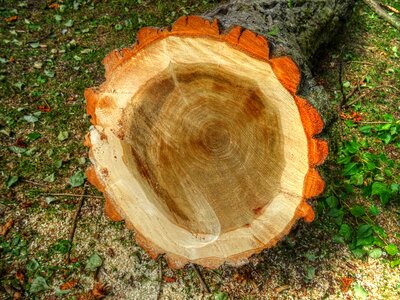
[84,0,355,269]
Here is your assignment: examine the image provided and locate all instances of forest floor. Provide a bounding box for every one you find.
[0,0,399,299]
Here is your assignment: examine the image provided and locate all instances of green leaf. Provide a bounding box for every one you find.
[64,19,74,27]
[27,259,39,272]
[343,163,359,176]
[372,225,387,238]
[333,234,345,244]
[350,205,365,217]
[379,123,392,131]
[25,147,37,156]
[304,266,315,282]
[350,173,364,186]
[85,253,103,271]
[55,288,71,296]
[6,175,18,188]
[353,283,368,300]
[371,182,389,200]
[304,251,316,261]
[368,205,380,216]
[390,258,400,268]
[343,81,351,88]
[44,173,55,183]
[214,292,229,300]
[357,224,372,239]
[23,115,38,123]
[328,208,344,218]
[27,132,41,140]
[359,125,372,135]
[368,248,382,259]
[51,240,71,254]
[384,168,392,177]
[45,196,56,204]
[345,140,360,154]
[391,183,399,193]
[69,170,86,187]
[267,26,279,36]
[57,131,69,141]
[44,69,55,78]
[351,248,366,258]
[55,160,63,168]
[339,224,352,241]
[385,244,398,256]
[382,133,392,144]
[114,24,123,31]
[383,114,395,122]
[29,41,40,48]
[54,14,62,22]
[30,276,49,293]
[9,146,27,154]
[366,161,376,171]
[356,236,374,247]
[325,196,338,208]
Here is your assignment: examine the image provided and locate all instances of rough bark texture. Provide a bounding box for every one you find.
[205,0,355,127]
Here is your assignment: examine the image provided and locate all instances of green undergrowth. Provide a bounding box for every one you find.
[316,0,400,273]
[0,0,399,299]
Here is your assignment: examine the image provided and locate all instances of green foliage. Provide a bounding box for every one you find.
[85,253,103,272]
[214,291,229,300]
[322,111,399,264]
[69,170,86,187]
[30,276,49,293]
[353,283,368,300]
[6,175,18,188]
[50,239,71,255]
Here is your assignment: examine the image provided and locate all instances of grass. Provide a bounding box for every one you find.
[0,0,399,299]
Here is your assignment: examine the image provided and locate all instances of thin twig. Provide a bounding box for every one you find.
[381,4,399,14]
[42,192,103,199]
[27,30,54,44]
[359,121,396,124]
[344,85,360,102]
[350,60,375,65]
[190,263,210,294]
[363,0,400,30]
[23,179,47,187]
[338,49,347,108]
[157,259,163,300]
[344,85,400,107]
[67,186,87,263]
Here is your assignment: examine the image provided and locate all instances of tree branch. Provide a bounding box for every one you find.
[363,0,400,30]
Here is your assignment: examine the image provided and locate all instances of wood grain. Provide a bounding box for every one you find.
[85,16,328,268]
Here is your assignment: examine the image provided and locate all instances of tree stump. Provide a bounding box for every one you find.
[85,0,355,268]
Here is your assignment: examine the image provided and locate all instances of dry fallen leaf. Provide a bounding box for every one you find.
[16,271,24,284]
[4,16,18,22]
[92,282,108,299]
[233,273,247,285]
[13,291,21,300]
[340,277,354,293]
[60,278,78,290]
[163,276,176,283]
[49,3,60,9]
[37,105,51,113]
[0,219,14,236]
[274,285,290,293]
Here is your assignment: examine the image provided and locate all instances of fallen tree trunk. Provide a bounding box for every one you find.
[84,0,355,268]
